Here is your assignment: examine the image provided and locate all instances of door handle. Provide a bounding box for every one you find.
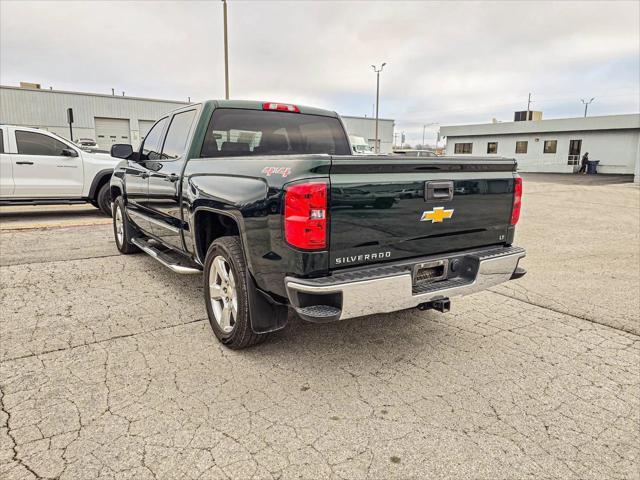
[425,181,454,202]
[167,174,179,183]
[16,161,34,165]
[140,172,149,179]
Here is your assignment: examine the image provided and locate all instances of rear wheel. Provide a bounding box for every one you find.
[96,182,112,216]
[204,236,267,349]
[112,196,140,254]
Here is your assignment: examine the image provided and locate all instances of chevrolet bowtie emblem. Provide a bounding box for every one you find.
[421,207,454,223]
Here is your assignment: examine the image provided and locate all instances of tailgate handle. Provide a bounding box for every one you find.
[425,181,453,202]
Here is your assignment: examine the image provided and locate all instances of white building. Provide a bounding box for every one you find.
[440,114,640,180]
[341,115,395,154]
[0,85,189,150]
[0,84,396,153]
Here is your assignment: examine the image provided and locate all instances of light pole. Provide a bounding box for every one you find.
[222,0,230,100]
[581,97,595,117]
[371,63,386,153]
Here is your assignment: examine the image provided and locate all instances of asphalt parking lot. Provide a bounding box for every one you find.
[1,174,638,480]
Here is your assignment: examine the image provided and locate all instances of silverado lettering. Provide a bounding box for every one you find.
[335,251,392,265]
[109,99,526,349]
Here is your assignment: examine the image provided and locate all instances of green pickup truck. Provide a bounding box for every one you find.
[109,100,526,349]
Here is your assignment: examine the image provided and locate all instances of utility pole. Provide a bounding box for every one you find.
[581,97,595,117]
[422,125,426,149]
[371,63,386,153]
[222,0,230,100]
[526,92,532,121]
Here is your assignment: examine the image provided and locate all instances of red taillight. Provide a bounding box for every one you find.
[284,182,327,250]
[262,102,300,113]
[510,175,523,225]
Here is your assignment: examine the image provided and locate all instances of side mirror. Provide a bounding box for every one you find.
[61,148,78,157]
[111,143,134,159]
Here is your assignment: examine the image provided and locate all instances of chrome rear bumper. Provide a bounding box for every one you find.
[285,246,525,322]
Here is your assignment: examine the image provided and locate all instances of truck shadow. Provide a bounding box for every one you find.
[142,257,449,363]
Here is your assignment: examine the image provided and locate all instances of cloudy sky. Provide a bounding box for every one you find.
[1,0,638,145]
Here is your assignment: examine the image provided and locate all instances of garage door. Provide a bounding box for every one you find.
[138,120,156,141]
[94,117,131,150]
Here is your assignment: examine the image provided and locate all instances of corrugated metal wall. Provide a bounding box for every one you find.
[0,86,188,147]
[341,116,395,153]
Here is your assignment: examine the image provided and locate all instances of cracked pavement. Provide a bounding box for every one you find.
[1,174,638,479]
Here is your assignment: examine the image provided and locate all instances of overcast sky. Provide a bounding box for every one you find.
[1,0,639,145]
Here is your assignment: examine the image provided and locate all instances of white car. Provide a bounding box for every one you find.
[0,125,120,215]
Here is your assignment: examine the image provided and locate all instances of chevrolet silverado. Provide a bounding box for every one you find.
[109,100,526,349]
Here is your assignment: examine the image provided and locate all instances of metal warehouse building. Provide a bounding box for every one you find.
[340,115,395,154]
[0,85,188,150]
[440,114,640,181]
[0,84,395,153]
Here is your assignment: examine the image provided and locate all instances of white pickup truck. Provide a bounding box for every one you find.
[0,125,120,215]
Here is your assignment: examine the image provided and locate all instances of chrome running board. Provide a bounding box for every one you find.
[131,237,202,275]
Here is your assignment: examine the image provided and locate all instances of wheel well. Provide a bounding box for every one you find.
[110,186,122,202]
[92,174,112,201]
[194,210,240,263]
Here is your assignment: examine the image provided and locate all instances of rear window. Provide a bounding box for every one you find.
[200,108,350,158]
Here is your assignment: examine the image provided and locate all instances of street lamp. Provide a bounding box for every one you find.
[371,63,386,153]
[581,97,595,117]
[222,0,230,99]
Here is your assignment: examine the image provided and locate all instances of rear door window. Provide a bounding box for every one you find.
[141,117,169,160]
[200,109,350,157]
[161,110,197,160]
[16,131,68,156]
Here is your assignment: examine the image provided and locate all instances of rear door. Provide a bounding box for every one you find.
[147,108,198,250]
[12,130,83,197]
[124,117,169,235]
[0,128,14,197]
[328,157,516,269]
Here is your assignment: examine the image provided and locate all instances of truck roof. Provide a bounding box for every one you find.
[204,100,339,118]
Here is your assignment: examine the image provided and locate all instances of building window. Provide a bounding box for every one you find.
[487,142,498,154]
[543,140,557,154]
[454,143,472,154]
[515,141,528,154]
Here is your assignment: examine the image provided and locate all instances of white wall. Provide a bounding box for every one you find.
[341,116,395,154]
[445,129,640,174]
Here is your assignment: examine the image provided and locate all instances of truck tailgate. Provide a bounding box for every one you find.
[328,156,517,269]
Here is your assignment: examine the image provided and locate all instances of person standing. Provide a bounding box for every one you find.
[578,152,589,174]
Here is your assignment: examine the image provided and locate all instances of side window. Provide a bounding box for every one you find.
[543,140,557,154]
[141,117,169,160]
[454,143,473,154]
[0,130,4,153]
[515,141,528,154]
[16,131,68,156]
[161,110,197,160]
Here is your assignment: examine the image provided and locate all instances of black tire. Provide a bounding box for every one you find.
[203,236,267,349]
[112,196,140,254]
[96,182,112,216]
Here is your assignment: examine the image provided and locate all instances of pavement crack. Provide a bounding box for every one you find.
[489,289,640,338]
[2,318,207,362]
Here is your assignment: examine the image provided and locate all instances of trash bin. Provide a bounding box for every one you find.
[586,160,600,175]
